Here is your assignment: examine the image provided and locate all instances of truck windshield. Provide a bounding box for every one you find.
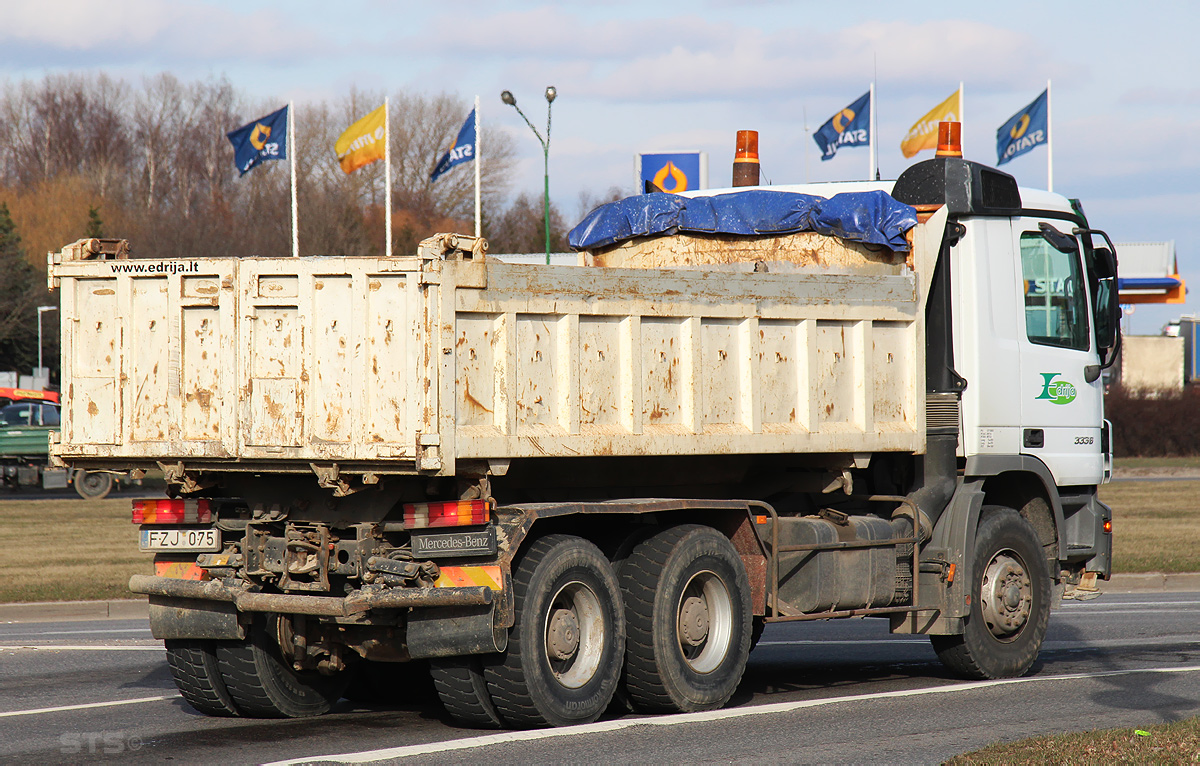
[1021,231,1090,351]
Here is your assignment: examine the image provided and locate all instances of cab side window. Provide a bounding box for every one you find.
[1021,231,1090,351]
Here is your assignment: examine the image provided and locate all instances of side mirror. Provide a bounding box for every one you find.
[1038,222,1079,254]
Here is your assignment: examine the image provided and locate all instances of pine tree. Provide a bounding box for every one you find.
[85,206,104,238]
[0,203,42,373]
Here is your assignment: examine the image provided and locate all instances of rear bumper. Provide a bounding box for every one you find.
[129,574,493,618]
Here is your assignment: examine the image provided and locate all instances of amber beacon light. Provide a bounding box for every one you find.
[732,130,760,187]
[936,121,963,157]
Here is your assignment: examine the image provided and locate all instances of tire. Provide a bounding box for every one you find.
[931,506,1051,679]
[164,639,239,717]
[215,617,349,718]
[483,535,625,728]
[430,657,503,728]
[620,524,752,713]
[74,470,113,500]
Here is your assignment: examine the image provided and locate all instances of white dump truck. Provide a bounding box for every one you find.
[49,137,1117,727]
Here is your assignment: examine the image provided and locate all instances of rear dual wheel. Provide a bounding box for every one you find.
[213,617,349,718]
[619,525,752,713]
[483,535,625,728]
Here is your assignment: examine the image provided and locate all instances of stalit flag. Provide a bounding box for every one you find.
[430,109,477,182]
[997,89,1048,165]
[900,89,961,159]
[227,106,289,176]
[335,104,387,174]
[813,92,871,161]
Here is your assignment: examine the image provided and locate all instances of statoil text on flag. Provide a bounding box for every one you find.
[335,104,387,174]
[996,89,1048,165]
[227,106,288,176]
[430,108,477,182]
[900,89,961,159]
[813,92,871,161]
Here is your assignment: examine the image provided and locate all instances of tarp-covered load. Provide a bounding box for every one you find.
[568,189,918,252]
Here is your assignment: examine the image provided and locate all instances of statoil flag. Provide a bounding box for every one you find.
[636,152,707,193]
[430,108,477,182]
[813,91,871,161]
[335,104,387,174]
[997,90,1048,165]
[900,88,961,158]
[227,105,288,176]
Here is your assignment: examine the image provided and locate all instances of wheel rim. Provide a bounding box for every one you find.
[676,570,733,674]
[980,549,1033,642]
[543,580,605,689]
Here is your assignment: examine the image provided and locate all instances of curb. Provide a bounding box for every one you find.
[1104,572,1200,593]
[2,574,1197,623]
[0,598,149,624]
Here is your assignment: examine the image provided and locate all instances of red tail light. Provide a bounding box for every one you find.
[132,499,212,524]
[403,499,492,529]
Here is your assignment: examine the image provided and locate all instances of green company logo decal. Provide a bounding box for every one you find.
[1036,373,1077,405]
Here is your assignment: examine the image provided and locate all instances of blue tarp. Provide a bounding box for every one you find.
[568,189,918,252]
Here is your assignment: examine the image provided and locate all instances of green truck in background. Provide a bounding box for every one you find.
[0,387,115,499]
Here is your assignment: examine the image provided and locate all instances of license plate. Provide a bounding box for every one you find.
[411,526,497,559]
[140,527,220,552]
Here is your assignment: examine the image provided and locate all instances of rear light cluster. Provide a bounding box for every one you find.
[403,499,492,529]
[132,499,212,524]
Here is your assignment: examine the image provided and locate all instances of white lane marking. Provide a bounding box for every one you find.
[1055,608,1200,616]
[0,628,152,638]
[0,645,162,652]
[757,639,927,646]
[1059,600,1200,609]
[265,664,1200,765]
[0,695,180,719]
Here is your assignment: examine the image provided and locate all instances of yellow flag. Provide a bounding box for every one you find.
[900,89,961,159]
[335,104,387,173]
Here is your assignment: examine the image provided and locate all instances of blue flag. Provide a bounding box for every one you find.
[813,92,870,161]
[996,90,1048,165]
[430,109,477,182]
[227,106,289,176]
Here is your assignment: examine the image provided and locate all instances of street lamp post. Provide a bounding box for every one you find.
[501,87,557,265]
[37,305,56,383]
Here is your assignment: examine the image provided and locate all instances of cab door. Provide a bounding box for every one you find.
[1015,219,1104,485]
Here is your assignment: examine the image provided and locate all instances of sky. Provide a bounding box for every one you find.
[2,0,1197,334]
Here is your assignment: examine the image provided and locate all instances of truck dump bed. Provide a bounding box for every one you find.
[50,205,944,478]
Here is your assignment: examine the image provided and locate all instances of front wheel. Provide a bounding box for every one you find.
[620,524,752,713]
[931,506,1051,679]
[483,535,625,728]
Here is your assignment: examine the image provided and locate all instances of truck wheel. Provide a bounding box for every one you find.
[164,639,239,717]
[216,617,348,718]
[931,506,1051,679]
[430,657,502,728]
[620,524,752,713]
[484,534,625,727]
[73,470,113,500]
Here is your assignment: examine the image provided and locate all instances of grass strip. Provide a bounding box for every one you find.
[946,717,1200,764]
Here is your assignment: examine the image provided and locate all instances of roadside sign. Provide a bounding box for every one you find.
[635,152,707,194]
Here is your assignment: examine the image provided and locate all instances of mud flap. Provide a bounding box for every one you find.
[149,596,246,641]
[406,603,507,659]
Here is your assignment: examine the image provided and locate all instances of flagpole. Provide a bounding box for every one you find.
[1046,80,1054,193]
[959,81,964,152]
[289,101,298,258]
[474,95,481,238]
[868,82,875,182]
[384,97,392,258]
